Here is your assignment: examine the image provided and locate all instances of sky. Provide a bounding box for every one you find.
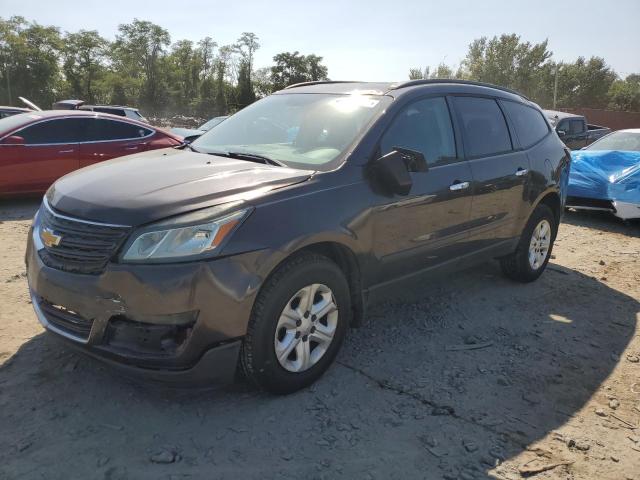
[2,0,639,80]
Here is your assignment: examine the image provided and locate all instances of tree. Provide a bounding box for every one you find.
[430,63,453,79]
[556,57,617,108]
[236,59,255,107]
[167,39,203,113]
[235,32,260,74]
[112,19,171,113]
[0,16,63,107]
[62,30,108,102]
[252,67,274,98]
[408,68,424,80]
[270,51,329,90]
[608,75,640,111]
[459,34,553,105]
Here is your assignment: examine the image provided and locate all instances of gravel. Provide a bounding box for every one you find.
[1,201,639,479]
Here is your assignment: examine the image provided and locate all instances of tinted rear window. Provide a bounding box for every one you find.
[85,119,152,141]
[92,107,126,117]
[501,101,549,148]
[454,97,512,157]
[18,118,87,144]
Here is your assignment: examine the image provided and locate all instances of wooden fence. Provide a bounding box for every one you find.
[560,108,640,131]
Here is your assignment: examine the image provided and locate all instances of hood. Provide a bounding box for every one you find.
[170,127,205,138]
[568,150,640,203]
[47,148,313,225]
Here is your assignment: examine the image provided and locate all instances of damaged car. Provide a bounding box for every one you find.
[26,80,570,393]
[567,129,640,220]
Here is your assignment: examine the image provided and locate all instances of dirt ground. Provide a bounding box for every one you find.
[0,199,638,480]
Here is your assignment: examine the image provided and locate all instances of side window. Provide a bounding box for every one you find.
[570,119,585,135]
[85,119,152,142]
[500,101,549,148]
[18,118,86,145]
[380,97,456,166]
[454,97,512,157]
[557,119,569,134]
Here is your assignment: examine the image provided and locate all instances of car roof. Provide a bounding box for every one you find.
[276,80,529,103]
[0,109,152,131]
[0,106,31,111]
[543,109,583,120]
[617,128,640,133]
[83,105,140,111]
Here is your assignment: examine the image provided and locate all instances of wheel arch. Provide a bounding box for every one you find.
[259,240,366,328]
[533,190,562,231]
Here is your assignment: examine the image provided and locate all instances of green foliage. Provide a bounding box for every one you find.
[458,34,553,105]
[270,51,329,91]
[62,30,108,103]
[608,75,640,111]
[0,16,64,108]
[410,34,635,111]
[2,17,635,117]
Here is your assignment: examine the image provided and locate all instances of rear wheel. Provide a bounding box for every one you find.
[500,204,557,283]
[241,253,350,394]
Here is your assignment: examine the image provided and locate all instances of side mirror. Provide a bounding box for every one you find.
[557,129,566,137]
[1,135,25,145]
[372,147,427,196]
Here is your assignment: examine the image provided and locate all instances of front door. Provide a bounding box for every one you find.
[369,96,474,285]
[0,118,81,195]
[452,96,530,247]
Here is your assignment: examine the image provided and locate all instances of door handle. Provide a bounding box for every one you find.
[125,146,139,150]
[449,181,470,191]
[58,149,74,154]
[515,168,528,177]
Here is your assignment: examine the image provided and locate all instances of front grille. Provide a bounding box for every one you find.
[38,297,94,339]
[38,204,131,275]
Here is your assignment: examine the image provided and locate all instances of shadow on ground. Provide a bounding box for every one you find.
[563,209,640,237]
[1,257,637,479]
[0,198,40,222]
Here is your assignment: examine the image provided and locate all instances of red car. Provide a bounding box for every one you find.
[0,110,183,196]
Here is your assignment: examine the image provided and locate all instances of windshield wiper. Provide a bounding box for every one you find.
[224,151,287,167]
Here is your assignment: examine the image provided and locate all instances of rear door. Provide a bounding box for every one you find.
[79,118,154,167]
[370,96,475,283]
[0,118,82,194]
[452,96,530,246]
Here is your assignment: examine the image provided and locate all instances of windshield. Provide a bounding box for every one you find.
[192,93,390,170]
[200,116,227,131]
[586,131,640,152]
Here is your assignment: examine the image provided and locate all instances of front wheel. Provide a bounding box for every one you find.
[240,253,350,394]
[500,204,557,283]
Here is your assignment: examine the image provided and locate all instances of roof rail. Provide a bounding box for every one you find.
[283,80,362,90]
[390,79,529,100]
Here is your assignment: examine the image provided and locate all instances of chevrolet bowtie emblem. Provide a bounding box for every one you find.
[40,227,63,248]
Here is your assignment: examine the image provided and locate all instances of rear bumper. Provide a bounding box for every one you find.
[26,227,263,383]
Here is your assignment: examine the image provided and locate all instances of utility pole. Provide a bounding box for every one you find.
[553,63,559,110]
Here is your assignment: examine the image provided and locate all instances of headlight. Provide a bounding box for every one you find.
[122,207,249,262]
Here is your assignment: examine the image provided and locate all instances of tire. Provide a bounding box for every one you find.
[240,252,351,394]
[500,204,557,283]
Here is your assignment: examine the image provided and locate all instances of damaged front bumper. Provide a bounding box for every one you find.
[26,228,263,384]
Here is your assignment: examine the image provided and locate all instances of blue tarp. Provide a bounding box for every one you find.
[568,150,640,204]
